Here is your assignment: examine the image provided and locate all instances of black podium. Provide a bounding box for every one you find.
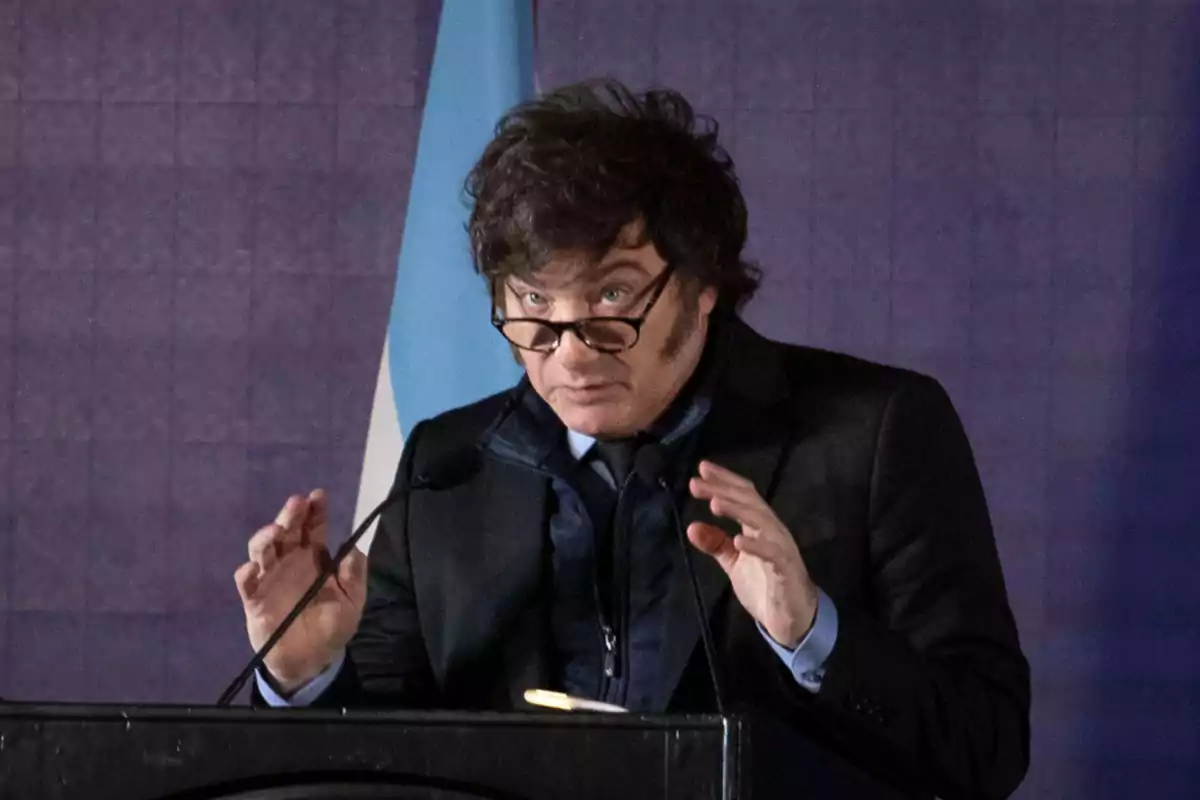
[0,704,914,799]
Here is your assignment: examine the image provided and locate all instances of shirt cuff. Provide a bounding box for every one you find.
[254,649,346,707]
[757,587,839,693]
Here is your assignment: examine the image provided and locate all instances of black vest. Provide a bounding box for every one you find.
[480,318,731,711]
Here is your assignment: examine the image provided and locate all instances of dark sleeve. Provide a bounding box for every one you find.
[809,376,1031,799]
[301,420,441,709]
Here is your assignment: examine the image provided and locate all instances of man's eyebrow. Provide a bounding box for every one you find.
[506,273,546,290]
[587,258,651,278]
[508,259,651,290]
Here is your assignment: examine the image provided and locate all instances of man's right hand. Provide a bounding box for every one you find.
[234,489,366,694]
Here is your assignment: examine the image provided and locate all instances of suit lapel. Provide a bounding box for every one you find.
[412,460,551,708]
[652,319,793,712]
[415,318,796,713]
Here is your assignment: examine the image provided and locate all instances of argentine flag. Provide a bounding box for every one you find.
[354,0,534,547]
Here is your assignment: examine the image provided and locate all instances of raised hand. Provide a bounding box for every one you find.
[233,490,366,693]
[687,461,819,648]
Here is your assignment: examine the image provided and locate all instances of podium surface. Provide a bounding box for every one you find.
[0,704,738,800]
[0,703,915,799]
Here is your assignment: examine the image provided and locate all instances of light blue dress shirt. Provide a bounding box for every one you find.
[257,430,838,706]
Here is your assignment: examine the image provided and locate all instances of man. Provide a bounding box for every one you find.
[235,80,1030,799]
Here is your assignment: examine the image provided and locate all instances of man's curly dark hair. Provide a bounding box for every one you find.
[465,78,761,311]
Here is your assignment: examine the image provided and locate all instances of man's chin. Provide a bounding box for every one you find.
[555,404,632,438]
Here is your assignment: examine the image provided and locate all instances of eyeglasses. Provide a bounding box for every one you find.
[492,265,676,354]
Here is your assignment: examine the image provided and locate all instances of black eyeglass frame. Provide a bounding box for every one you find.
[490,263,677,354]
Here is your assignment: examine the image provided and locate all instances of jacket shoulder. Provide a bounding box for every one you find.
[753,333,957,433]
[761,332,941,400]
[409,388,517,456]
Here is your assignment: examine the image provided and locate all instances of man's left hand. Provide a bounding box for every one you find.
[688,460,819,648]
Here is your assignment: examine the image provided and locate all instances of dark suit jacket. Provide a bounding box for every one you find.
[296,317,1030,799]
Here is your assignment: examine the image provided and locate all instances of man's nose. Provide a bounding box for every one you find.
[554,327,601,369]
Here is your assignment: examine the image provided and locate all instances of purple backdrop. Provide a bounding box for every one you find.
[1,1,1197,797]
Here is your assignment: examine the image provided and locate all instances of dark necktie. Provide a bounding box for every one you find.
[591,438,639,489]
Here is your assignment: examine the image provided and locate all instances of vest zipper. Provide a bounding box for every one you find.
[602,624,618,678]
[597,473,634,699]
[604,476,635,701]
[482,449,629,699]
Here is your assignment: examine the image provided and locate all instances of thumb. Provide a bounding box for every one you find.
[687,522,738,574]
[337,548,367,591]
[233,561,261,603]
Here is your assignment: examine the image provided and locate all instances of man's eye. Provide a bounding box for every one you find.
[599,287,629,304]
[523,291,547,306]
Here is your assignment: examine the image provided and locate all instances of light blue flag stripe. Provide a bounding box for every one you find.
[388,0,533,434]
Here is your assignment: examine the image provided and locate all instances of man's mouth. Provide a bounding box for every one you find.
[557,382,623,401]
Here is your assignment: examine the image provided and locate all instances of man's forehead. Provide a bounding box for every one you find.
[511,217,656,287]
[515,251,654,289]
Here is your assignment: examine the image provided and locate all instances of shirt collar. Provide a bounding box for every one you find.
[482,311,734,474]
[566,429,596,461]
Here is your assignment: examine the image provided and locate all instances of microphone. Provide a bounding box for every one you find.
[215,446,481,706]
[633,444,728,717]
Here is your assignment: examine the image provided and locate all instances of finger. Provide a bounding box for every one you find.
[337,548,367,597]
[689,476,759,510]
[709,496,776,532]
[690,471,762,508]
[247,523,283,571]
[302,488,328,548]
[687,522,738,574]
[689,476,757,505]
[339,547,366,582]
[691,480,774,531]
[733,534,789,565]
[274,494,309,546]
[692,474,786,533]
[233,561,261,602]
[698,460,757,491]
